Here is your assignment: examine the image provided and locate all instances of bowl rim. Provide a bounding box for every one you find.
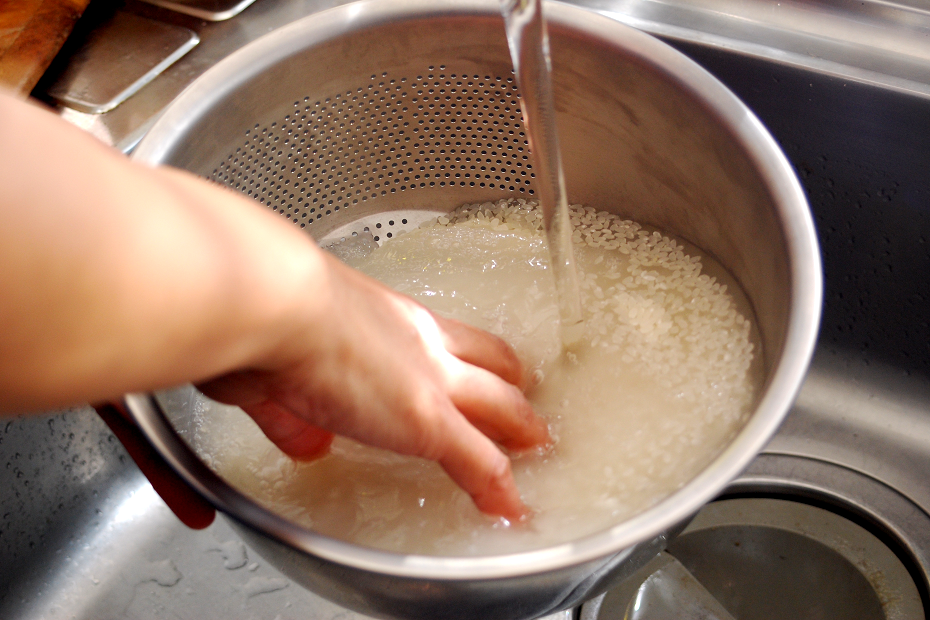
[128,0,822,580]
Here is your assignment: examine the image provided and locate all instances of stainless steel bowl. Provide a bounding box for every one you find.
[128,1,822,618]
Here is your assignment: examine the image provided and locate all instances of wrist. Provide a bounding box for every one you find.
[154,167,334,384]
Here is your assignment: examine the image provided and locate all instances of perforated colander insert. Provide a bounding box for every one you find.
[209,64,534,233]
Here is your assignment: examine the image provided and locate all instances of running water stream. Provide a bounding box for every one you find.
[500,0,585,345]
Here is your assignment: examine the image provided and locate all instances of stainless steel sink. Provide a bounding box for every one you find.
[5,0,930,617]
[0,409,351,618]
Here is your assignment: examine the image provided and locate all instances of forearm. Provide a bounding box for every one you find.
[0,93,547,519]
[0,93,327,413]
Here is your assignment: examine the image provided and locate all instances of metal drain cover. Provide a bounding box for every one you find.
[582,498,924,620]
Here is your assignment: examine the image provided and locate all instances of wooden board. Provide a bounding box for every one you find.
[0,0,92,95]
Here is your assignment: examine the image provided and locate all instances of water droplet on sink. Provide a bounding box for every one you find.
[209,539,248,569]
[241,576,288,597]
[140,559,183,587]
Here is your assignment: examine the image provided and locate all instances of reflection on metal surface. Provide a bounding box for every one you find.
[46,11,198,114]
[43,0,355,150]
[57,107,115,146]
[46,0,930,147]
[0,412,384,620]
[574,0,930,99]
[111,480,161,524]
[625,553,736,620]
[583,497,925,620]
[139,0,259,21]
[670,498,921,620]
[731,454,930,593]
[768,351,930,518]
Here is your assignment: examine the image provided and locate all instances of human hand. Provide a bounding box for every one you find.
[0,91,546,522]
[199,252,550,521]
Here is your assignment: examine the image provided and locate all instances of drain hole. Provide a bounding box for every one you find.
[657,497,926,620]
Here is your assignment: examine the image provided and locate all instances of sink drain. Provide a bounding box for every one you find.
[582,497,924,620]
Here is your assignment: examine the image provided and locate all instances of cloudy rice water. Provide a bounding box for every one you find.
[188,198,763,556]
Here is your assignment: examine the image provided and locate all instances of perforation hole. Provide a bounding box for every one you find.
[211,65,532,228]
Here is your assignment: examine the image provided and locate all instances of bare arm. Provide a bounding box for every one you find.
[0,92,548,519]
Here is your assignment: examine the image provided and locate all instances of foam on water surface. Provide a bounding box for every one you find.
[188,199,762,556]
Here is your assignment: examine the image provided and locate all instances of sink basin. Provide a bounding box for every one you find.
[0,408,354,618]
[4,0,929,617]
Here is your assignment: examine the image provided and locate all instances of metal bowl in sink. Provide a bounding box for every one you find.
[120,0,821,618]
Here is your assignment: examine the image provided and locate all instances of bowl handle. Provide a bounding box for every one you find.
[95,402,216,529]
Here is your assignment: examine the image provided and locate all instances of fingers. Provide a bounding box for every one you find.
[241,400,334,461]
[445,361,550,452]
[196,279,544,519]
[433,314,526,389]
[198,371,267,408]
[198,375,334,461]
[436,411,528,521]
